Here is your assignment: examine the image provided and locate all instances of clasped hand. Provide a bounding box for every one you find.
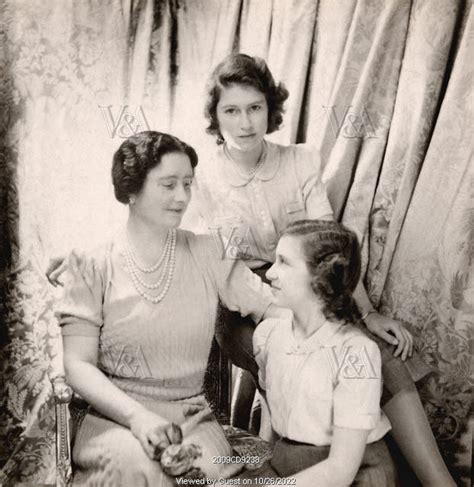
[129,408,182,460]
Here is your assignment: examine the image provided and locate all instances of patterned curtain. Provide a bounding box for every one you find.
[0,0,471,484]
[0,0,130,482]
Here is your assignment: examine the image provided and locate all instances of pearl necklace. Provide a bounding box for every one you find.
[124,229,176,304]
[224,141,267,179]
[126,230,173,273]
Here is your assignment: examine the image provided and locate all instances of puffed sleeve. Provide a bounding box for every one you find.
[252,318,279,390]
[294,144,333,219]
[333,336,383,430]
[198,235,273,323]
[55,250,104,337]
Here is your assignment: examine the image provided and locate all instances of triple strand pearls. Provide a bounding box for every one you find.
[126,230,173,273]
[124,229,176,304]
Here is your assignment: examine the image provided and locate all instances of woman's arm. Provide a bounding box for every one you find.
[257,392,278,445]
[289,427,369,487]
[63,335,179,458]
[352,281,413,360]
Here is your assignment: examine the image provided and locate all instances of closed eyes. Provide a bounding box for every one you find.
[162,181,193,189]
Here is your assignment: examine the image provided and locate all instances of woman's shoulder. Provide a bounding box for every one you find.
[255,313,291,342]
[65,239,116,280]
[269,140,316,159]
[177,229,217,259]
[270,141,321,177]
[178,228,213,246]
[336,323,380,353]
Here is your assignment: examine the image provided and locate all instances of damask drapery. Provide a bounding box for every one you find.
[0,0,472,484]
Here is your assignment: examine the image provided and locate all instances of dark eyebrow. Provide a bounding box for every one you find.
[157,175,193,182]
[219,97,266,109]
[249,98,266,104]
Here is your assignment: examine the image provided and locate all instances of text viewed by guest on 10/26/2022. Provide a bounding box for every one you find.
[175,477,298,485]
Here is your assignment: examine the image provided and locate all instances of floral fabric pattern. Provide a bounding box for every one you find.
[0,0,472,485]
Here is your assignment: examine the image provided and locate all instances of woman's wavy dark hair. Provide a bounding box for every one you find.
[283,220,362,324]
[204,53,289,144]
[111,131,198,204]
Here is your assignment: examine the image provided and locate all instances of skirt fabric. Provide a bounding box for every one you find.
[72,394,233,486]
[238,436,399,486]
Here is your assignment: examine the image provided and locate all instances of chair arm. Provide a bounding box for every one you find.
[50,374,73,487]
[51,374,73,404]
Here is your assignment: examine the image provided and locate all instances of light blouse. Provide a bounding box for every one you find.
[194,141,333,268]
[56,230,272,403]
[253,315,391,446]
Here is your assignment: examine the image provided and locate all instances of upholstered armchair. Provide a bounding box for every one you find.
[50,338,272,486]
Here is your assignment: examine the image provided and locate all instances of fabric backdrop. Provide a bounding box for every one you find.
[0,0,472,484]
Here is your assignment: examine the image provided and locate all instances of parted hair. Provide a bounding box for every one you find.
[205,53,289,144]
[111,131,198,204]
[284,220,362,324]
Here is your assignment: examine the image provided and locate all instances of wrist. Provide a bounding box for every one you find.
[126,404,149,429]
[361,309,378,322]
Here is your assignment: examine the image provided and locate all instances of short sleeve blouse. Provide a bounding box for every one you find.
[58,248,107,337]
[253,317,391,446]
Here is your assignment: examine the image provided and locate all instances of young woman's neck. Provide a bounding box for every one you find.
[126,214,171,264]
[292,299,327,341]
[226,141,264,171]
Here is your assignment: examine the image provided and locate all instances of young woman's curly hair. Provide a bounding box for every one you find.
[283,220,362,324]
[204,53,289,144]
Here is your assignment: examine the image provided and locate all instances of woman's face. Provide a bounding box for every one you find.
[266,235,315,310]
[216,83,268,153]
[131,152,193,229]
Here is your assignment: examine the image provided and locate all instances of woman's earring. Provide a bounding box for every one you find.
[129,196,136,205]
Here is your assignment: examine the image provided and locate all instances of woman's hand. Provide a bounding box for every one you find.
[364,312,414,360]
[129,408,182,460]
[46,255,67,287]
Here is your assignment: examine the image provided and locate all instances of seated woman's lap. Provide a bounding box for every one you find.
[271,438,397,485]
[73,397,233,486]
[73,412,165,487]
[237,438,398,486]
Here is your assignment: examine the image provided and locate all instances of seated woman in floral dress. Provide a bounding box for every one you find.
[55,131,277,486]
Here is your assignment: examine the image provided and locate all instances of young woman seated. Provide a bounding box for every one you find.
[240,220,397,486]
